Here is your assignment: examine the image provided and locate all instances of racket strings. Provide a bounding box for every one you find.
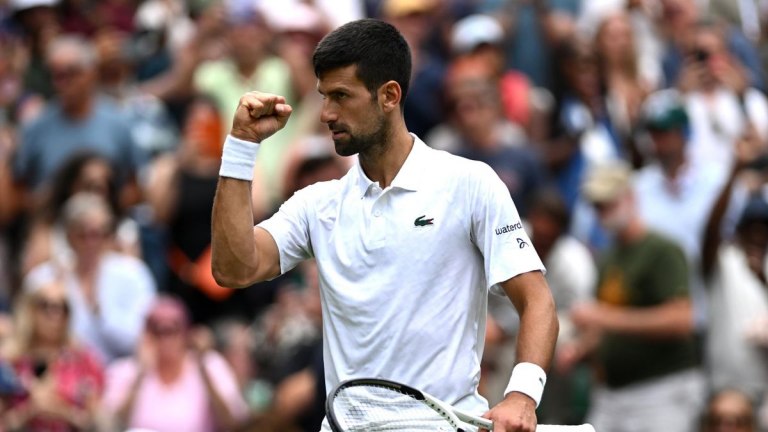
[332,385,457,431]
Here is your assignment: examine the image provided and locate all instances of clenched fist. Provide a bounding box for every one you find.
[231,92,293,143]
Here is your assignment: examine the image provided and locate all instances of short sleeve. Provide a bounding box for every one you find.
[102,358,140,412]
[647,240,689,302]
[469,163,545,295]
[13,122,38,184]
[256,188,314,275]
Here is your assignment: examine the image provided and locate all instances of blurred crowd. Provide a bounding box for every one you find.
[0,0,767,431]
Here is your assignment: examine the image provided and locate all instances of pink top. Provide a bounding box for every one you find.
[103,352,249,432]
[6,347,104,432]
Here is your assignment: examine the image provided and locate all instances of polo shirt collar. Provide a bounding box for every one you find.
[353,134,428,198]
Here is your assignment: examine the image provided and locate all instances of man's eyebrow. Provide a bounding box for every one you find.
[317,85,353,95]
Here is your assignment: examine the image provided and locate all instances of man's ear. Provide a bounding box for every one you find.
[378,80,402,113]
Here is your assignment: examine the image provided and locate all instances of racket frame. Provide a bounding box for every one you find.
[326,378,493,432]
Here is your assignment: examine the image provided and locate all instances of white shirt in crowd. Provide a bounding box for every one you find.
[708,244,768,403]
[685,87,768,169]
[25,252,157,363]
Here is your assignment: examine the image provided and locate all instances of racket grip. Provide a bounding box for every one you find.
[537,425,595,432]
[453,408,493,429]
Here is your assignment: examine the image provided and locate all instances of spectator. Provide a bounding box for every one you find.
[594,12,652,150]
[658,0,766,91]
[633,89,728,332]
[449,14,542,140]
[560,161,703,432]
[21,151,141,276]
[700,388,758,432]
[192,3,298,211]
[9,0,60,99]
[103,295,249,432]
[13,35,140,192]
[24,192,155,363]
[700,131,768,420]
[94,28,179,161]
[677,21,768,169]
[547,37,625,251]
[427,56,545,217]
[0,279,106,431]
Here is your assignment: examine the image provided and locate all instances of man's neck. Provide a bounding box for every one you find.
[661,156,686,180]
[358,124,414,189]
[618,218,647,245]
[62,96,94,121]
[235,57,259,79]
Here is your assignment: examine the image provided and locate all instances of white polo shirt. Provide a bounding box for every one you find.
[258,135,544,424]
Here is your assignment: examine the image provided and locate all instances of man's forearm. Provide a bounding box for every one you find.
[211,177,258,288]
[599,299,693,338]
[515,292,559,370]
[500,271,558,405]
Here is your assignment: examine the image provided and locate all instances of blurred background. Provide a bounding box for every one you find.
[0,0,767,431]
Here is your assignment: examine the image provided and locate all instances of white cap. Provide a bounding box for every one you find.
[258,1,324,33]
[451,14,504,54]
[10,0,58,11]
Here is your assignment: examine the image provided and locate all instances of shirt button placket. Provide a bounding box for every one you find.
[370,194,386,246]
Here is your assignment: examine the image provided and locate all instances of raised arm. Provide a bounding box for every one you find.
[701,127,763,279]
[211,92,292,288]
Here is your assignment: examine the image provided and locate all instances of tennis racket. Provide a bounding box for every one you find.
[326,378,595,432]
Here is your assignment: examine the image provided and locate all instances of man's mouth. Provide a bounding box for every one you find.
[331,129,347,140]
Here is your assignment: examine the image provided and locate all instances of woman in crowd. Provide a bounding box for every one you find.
[0,279,106,431]
[21,151,141,276]
[103,295,249,432]
[594,12,652,151]
[24,192,156,363]
[700,388,758,432]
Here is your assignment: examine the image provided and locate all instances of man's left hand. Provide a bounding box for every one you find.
[480,391,537,432]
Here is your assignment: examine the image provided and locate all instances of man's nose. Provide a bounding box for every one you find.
[320,100,338,124]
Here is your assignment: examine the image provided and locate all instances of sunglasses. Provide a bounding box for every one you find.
[35,298,69,316]
[50,65,85,81]
[704,414,753,429]
[147,321,184,337]
[72,226,110,240]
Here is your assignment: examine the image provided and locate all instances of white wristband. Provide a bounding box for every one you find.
[504,362,547,407]
[219,134,260,181]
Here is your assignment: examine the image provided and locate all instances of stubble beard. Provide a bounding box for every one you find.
[332,114,391,159]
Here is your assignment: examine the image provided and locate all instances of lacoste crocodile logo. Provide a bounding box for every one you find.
[414,215,434,227]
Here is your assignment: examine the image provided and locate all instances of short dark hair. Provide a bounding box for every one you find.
[312,19,411,107]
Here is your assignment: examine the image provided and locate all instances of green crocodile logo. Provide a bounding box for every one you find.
[414,215,434,227]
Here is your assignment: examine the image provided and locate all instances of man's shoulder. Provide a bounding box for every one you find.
[291,175,349,203]
[196,58,234,78]
[641,231,687,259]
[92,96,130,122]
[22,104,61,134]
[423,144,496,179]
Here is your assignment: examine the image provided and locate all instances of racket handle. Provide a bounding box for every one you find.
[455,411,493,429]
[537,425,596,432]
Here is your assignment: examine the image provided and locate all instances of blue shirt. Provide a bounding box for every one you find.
[14,96,140,189]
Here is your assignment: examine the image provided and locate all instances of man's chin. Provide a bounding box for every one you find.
[333,139,358,157]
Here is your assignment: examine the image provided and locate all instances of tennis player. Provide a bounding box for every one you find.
[211,19,558,432]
